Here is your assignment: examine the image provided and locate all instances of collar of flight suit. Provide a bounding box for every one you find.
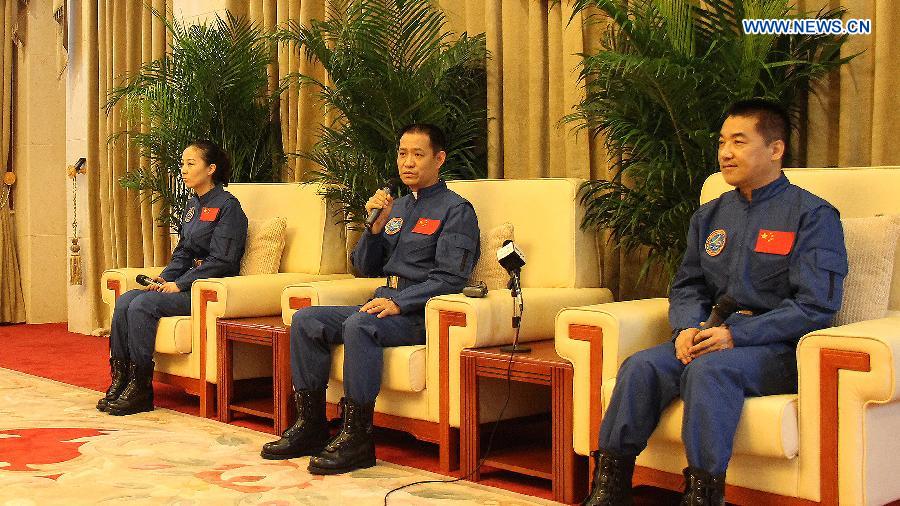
[736,172,789,205]
[197,184,225,206]
[405,179,447,208]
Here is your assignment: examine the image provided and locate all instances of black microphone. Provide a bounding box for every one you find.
[136,274,163,289]
[497,239,529,352]
[700,295,739,330]
[496,239,526,273]
[365,180,400,229]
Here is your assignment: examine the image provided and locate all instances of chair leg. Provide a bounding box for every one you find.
[200,382,216,418]
[439,426,460,473]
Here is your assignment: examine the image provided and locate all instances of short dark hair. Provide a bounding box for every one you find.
[189,139,232,186]
[398,123,447,154]
[725,99,791,158]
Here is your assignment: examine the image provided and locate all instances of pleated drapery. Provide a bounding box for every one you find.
[800,0,900,168]
[80,0,172,328]
[74,0,900,323]
[228,0,329,182]
[1,0,25,323]
[438,0,900,298]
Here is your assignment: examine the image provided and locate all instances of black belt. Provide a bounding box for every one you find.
[385,275,416,291]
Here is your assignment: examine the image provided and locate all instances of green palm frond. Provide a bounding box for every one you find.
[278,0,489,227]
[564,0,852,282]
[108,10,284,231]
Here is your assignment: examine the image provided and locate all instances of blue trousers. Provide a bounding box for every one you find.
[290,305,425,405]
[109,289,192,367]
[599,341,797,474]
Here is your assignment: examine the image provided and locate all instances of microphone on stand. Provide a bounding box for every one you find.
[135,274,164,289]
[497,240,525,297]
[497,240,529,353]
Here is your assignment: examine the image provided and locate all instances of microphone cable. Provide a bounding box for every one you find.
[383,290,525,505]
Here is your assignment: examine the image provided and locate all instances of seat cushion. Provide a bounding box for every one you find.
[602,380,799,459]
[154,316,192,354]
[330,344,426,392]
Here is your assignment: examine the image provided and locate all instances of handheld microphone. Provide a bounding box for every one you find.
[136,274,163,289]
[700,295,739,330]
[365,179,400,229]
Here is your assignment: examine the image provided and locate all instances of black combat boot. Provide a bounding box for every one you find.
[106,362,155,416]
[680,467,726,506]
[582,449,635,506]
[96,357,130,412]
[307,397,376,475]
[260,389,330,460]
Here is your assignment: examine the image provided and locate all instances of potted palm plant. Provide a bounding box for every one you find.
[564,0,853,280]
[108,10,284,231]
[278,0,488,226]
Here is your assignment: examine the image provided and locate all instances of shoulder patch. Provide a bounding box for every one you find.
[705,229,727,257]
[385,217,403,235]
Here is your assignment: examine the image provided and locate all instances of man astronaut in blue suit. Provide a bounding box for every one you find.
[261,123,480,475]
[583,100,848,506]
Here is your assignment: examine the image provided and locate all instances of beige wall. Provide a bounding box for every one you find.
[66,0,96,333]
[12,0,67,323]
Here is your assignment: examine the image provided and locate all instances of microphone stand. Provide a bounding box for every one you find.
[500,270,530,353]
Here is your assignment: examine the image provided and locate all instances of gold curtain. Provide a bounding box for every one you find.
[226,0,900,299]
[230,0,329,182]
[439,0,666,299]
[800,0,900,168]
[82,0,172,327]
[1,0,25,323]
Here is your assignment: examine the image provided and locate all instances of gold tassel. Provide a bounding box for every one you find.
[69,237,83,285]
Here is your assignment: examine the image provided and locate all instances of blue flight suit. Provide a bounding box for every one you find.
[110,185,248,367]
[290,179,480,405]
[599,173,847,474]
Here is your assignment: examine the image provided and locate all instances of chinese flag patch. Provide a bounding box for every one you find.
[411,218,441,235]
[200,207,220,222]
[754,229,795,255]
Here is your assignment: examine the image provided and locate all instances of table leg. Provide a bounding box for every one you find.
[554,366,588,503]
[460,354,481,481]
[218,337,233,423]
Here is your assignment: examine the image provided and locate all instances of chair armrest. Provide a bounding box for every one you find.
[192,272,352,320]
[426,287,614,349]
[100,267,166,306]
[795,317,900,505]
[189,272,352,384]
[426,287,613,429]
[554,298,670,456]
[281,277,386,324]
[556,298,671,380]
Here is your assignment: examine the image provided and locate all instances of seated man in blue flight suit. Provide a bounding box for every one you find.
[260,123,481,475]
[582,99,848,506]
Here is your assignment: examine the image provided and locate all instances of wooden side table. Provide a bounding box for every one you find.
[217,316,292,434]
[460,340,587,504]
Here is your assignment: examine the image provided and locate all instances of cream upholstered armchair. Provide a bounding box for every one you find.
[282,178,614,472]
[101,183,351,417]
[556,167,900,505]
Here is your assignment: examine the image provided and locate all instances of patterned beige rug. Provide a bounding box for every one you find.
[0,368,554,505]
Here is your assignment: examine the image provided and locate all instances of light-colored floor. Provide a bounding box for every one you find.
[0,368,555,506]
